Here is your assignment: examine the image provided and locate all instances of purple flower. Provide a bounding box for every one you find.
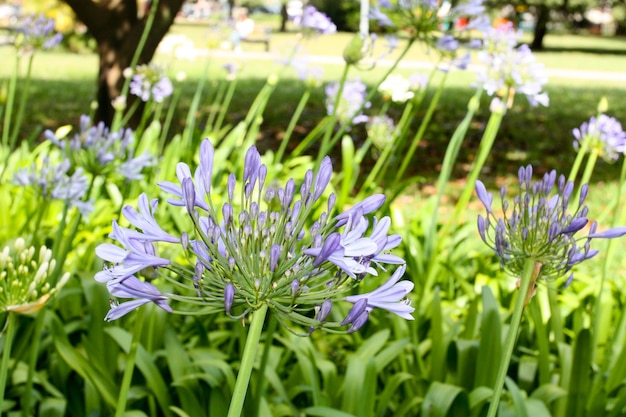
[344,265,415,324]
[572,114,626,162]
[128,64,173,103]
[476,165,626,283]
[120,194,180,243]
[105,276,172,321]
[325,79,371,127]
[294,6,337,35]
[16,14,63,51]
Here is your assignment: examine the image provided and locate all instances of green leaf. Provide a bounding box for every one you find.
[304,406,357,417]
[474,286,502,388]
[430,287,445,382]
[530,384,567,406]
[341,356,377,417]
[566,328,592,417]
[504,377,529,417]
[422,382,469,417]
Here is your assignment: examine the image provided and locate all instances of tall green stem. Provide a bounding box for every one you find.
[487,258,539,417]
[21,311,45,417]
[8,54,34,150]
[114,308,145,417]
[215,78,239,133]
[1,55,19,149]
[315,65,350,170]
[227,304,269,417]
[576,148,598,202]
[394,71,449,183]
[592,154,626,362]
[447,104,506,229]
[252,314,278,417]
[275,88,311,164]
[0,312,18,417]
[424,90,482,258]
[111,0,160,131]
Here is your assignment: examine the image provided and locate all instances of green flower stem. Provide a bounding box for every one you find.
[487,258,539,417]
[275,88,311,164]
[0,55,20,182]
[0,312,18,416]
[206,79,228,133]
[134,100,154,146]
[114,308,146,417]
[159,86,182,153]
[317,40,415,167]
[360,101,414,195]
[547,284,563,343]
[1,55,19,148]
[424,89,483,259]
[8,54,34,150]
[21,310,45,417]
[215,77,239,133]
[354,101,390,165]
[315,64,350,170]
[112,0,160,131]
[394,70,449,183]
[183,58,210,155]
[446,103,506,230]
[227,304,269,417]
[252,314,278,417]
[592,154,626,362]
[576,147,599,202]
[567,137,591,184]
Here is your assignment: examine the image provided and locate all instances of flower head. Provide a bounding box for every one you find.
[13,157,94,216]
[474,23,549,107]
[294,6,337,35]
[15,14,63,52]
[95,139,411,332]
[44,114,155,179]
[572,114,626,162]
[378,74,414,103]
[476,165,626,284]
[0,238,70,314]
[325,79,371,126]
[128,64,173,103]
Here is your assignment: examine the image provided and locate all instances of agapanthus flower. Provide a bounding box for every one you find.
[15,14,63,52]
[325,79,371,126]
[367,115,397,150]
[128,63,173,103]
[289,56,324,87]
[44,114,155,179]
[95,139,412,333]
[371,0,489,46]
[572,114,626,162]
[475,165,626,286]
[474,23,549,107]
[13,157,94,216]
[378,74,414,103]
[294,5,337,35]
[0,238,70,314]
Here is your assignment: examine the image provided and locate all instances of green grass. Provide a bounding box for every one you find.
[1,26,625,186]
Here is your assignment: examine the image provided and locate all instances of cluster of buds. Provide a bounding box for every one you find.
[475,165,626,286]
[13,157,94,216]
[572,114,626,162]
[44,114,156,180]
[96,140,414,333]
[14,14,63,53]
[0,238,70,314]
[294,5,337,36]
[325,79,371,127]
[126,64,173,103]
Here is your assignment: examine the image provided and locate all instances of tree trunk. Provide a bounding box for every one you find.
[280,3,288,32]
[530,3,549,51]
[64,0,184,127]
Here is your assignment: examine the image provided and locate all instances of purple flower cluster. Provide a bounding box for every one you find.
[474,23,549,107]
[572,114,626,162]
[128,64,174,103]
[44,115,156,180]
[475,165,626,285]
[325,79,371,126]
[13,158,93,216]
[95,139,413,332]
[294,5,337,35]
[16,14,63,51]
